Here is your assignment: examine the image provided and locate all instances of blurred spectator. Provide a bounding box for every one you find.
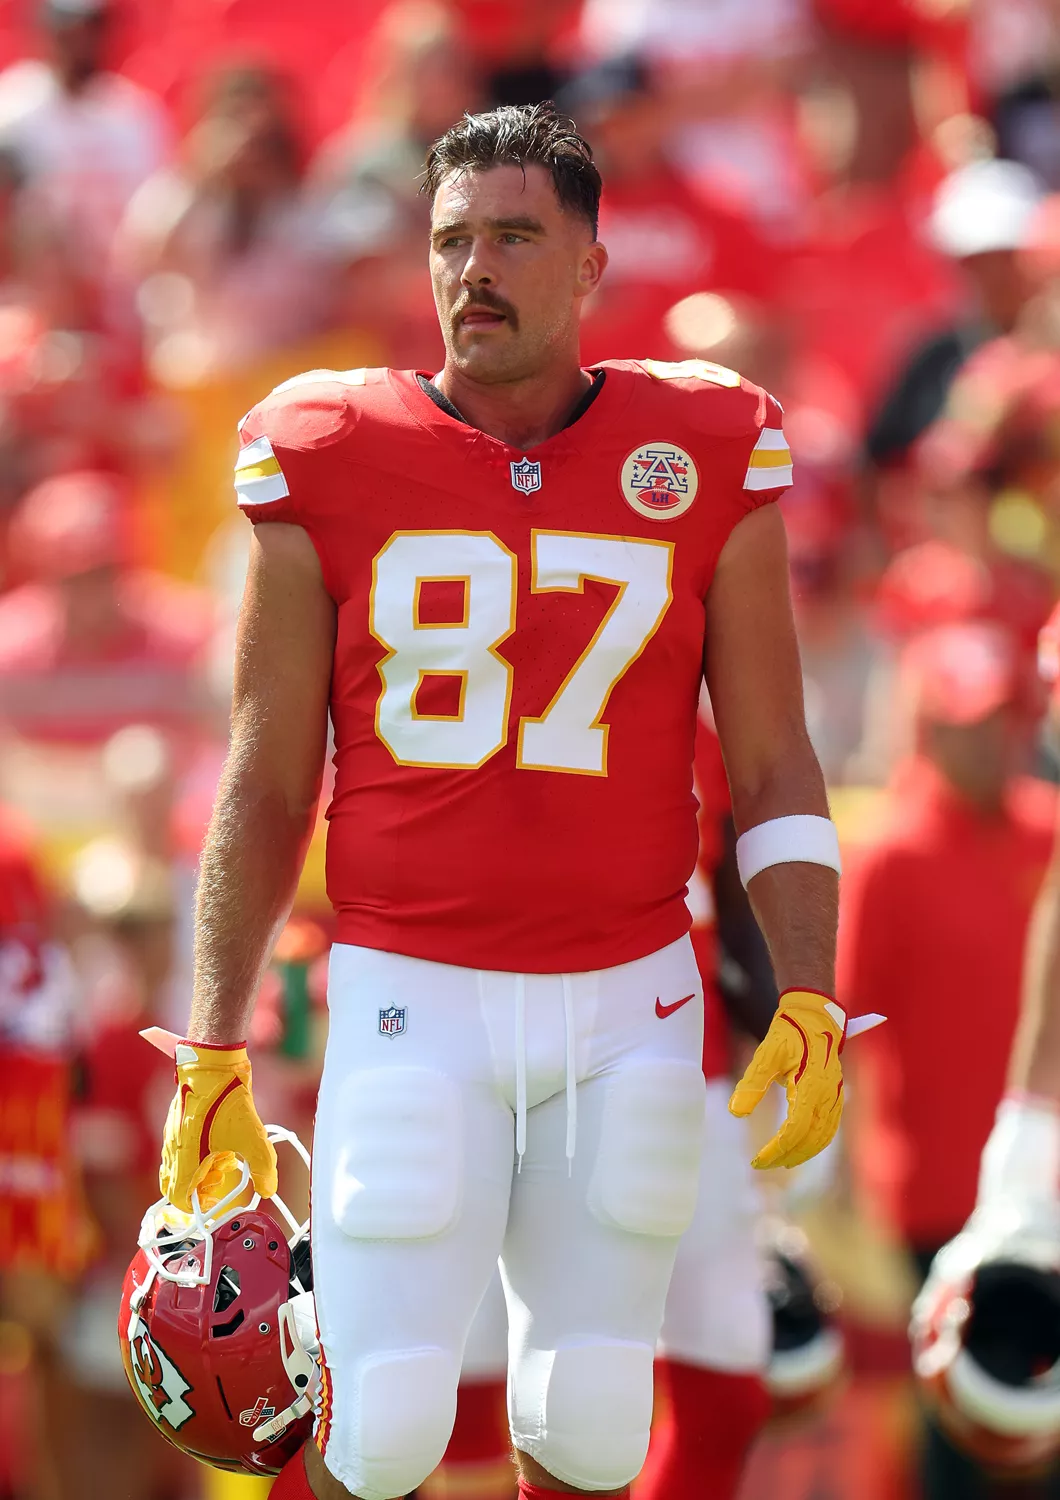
[59,834,199,1500]
[778,130,960,464]
[867,158,1044,475]
[0,0,170,285]
[119,64,339,382]
[317,1,483,198]
[0,801,85,1500]
[311,2,481,367]
[0,470,214,744]
[0,139,174,565]
[448,0,580,107]
[579,0,813,234]
[559,55,781,364]
[839,620,1055,1498]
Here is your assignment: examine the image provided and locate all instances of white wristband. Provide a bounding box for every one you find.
[735,814,842,889]
[978,1094,1060,1210]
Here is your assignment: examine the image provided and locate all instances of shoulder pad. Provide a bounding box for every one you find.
[237,367,378,453]
[640,358,743,389]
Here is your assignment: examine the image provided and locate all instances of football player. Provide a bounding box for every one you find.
[910,606,1060,1491]
[160,102,847,1500]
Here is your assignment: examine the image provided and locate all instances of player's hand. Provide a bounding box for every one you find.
[729,990,845,1170]
[159,1041,277,1213]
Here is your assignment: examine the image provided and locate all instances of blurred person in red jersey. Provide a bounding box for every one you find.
[577,0,814,240]
[0,470,213,747]
[443,0,580,109]
[57,834,201,1500]
[838,619,1058,1499]
[556,55,782,367]
[0,802,89,1500]
[911,334,1060,608]
[0,0,170,288]
[118,64,341,384]
[0,141,175,585]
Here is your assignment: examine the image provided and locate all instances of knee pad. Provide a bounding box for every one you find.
[511,1339,654,1491]
[320,1347,459,1500]
[329,1067,462,1239]
[588,1061,705,1237]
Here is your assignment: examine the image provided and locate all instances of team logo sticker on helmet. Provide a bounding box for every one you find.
[129,1319,195,1431]
[379,1005,406,1037]
[620,442,699,521]
[240,1396,277,1428]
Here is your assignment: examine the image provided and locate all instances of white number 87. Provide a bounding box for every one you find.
[370,529,674,776]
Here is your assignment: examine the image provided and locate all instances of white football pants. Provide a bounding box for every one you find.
[460,1079,771,1381]
[312,938,706,1500]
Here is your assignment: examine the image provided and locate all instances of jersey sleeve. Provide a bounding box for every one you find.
[740,391,792,507]
[233,366,370,526]
[234,430,294,516]
[636,359,793,515]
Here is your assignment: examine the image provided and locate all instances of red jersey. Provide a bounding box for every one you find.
[690,716,733,1081]
[235,359,791,972]
[837,759,1055,1245]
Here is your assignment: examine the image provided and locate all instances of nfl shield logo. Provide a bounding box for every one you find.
[379,1005,406,1037]
[510,457,542,493]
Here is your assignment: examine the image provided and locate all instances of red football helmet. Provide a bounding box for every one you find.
[118,1126,318,1476]
[912,1207,1060,1473]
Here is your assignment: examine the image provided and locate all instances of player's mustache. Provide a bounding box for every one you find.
[453,291,519,332]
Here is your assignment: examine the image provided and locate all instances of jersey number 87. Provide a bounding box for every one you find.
[369,530,674,776]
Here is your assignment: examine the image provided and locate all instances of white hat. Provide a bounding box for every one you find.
[931,158,1044,259]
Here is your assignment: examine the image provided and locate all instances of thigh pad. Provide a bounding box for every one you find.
[588,1060,705,1238]
[329,1066,462,1240]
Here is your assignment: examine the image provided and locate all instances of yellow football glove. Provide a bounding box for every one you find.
[159,1041,277,1213]
[729,990,845,1170]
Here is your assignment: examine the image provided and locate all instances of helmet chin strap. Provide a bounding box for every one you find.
[252,1296,320,1443]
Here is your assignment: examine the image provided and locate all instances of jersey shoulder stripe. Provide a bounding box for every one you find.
[744,426,792,491]
[234,434,290,506]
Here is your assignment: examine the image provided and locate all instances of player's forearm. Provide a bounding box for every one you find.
[188,752,318,1045]
[730,742,837,996]
[1008,864,1060,1101]
[743,862,837,996]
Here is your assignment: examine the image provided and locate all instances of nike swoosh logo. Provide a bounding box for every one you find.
[655,994,695,1019]
[824,1031,834,1067]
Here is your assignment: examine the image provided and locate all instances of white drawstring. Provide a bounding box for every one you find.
[515,973,527,1171]
[562,975,577,1174]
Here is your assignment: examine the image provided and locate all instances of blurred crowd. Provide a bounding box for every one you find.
[6,0,1060,1495]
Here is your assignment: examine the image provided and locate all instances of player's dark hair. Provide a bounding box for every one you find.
[422,101,602,239]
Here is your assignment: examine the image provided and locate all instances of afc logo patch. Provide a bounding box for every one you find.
[510,457,542,493]
[379,1005,407,1037]
[620,441,699,521]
